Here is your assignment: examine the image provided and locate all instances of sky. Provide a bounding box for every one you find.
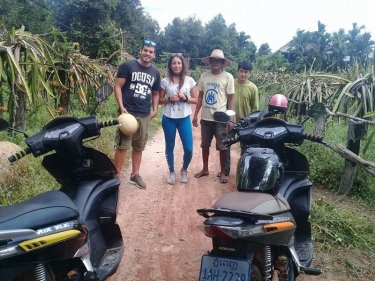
[140,0,375,52]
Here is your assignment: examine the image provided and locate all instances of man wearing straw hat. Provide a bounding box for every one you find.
[192,49,235,184]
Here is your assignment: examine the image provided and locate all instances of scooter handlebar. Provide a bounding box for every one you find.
[223,135,239,146]
[8,147,32,164]
[7,118,119,164]
[99,119,119,129]
[303,132,324,143]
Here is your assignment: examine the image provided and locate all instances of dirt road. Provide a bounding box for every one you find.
[108,120,329,281]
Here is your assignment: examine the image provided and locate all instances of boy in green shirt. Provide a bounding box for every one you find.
[225,61,259,176]
[234,61,259,122]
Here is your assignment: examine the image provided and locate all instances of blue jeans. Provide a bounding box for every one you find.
[162,115,193,173]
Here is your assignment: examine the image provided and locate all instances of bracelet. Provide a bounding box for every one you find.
[167,96,171,103]
[181,95,189,102]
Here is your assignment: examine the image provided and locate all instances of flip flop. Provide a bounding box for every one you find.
[194,171,209,178]
[217,172,230,177]
[220,176,228,184]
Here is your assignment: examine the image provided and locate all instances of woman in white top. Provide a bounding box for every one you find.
[159,54,198,184]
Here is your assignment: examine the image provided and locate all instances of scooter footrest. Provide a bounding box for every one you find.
[302,267,323,275]
[294,234,313,267]
[97,246,124,279]
[295,241,311,261]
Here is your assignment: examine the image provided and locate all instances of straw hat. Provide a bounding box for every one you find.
[201,49,231,66]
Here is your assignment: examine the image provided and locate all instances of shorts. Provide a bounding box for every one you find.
[200,119,227,151]
[115,115,150,151]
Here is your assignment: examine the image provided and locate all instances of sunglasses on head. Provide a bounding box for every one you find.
[144,40,156,47]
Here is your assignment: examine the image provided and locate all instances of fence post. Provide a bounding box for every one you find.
[338,120,366,195]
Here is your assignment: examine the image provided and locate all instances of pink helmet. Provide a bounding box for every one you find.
[268,94,288,113]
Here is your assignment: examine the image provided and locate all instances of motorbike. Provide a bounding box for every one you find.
[197,104,327,281]
[0,84,123,281]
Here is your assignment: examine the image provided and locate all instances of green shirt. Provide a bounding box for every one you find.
[234,80,259,122]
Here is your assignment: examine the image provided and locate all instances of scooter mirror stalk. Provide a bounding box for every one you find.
[0,118,29,138]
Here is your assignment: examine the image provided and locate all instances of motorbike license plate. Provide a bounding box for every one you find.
[198,255,251,281]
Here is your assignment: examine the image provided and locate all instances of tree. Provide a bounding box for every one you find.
[227,23,239,58]
[112,0,160,57]
[329,29,348,72]
[257,43,271,56]
[347,23,374,66]
[51,0,121,60]
[159,16,204,67]
[310,21,331,71]
[0,0,54,33]
[203,14,231,57]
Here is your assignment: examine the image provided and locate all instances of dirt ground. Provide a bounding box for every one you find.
[108,117,334,281]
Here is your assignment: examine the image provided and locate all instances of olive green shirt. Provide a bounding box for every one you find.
[234,80,259,122]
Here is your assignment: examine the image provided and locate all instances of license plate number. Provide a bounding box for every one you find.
[198,255,251,281]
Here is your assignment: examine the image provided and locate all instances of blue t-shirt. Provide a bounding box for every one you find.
[116,59,161,117]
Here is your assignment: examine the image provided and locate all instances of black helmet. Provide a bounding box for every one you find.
[236,147,283,195]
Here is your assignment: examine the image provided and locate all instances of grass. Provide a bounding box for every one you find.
[310,195,375,280]
[311,196,375,251]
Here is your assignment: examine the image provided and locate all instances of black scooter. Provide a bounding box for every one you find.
[197,104,327,281]
[0,84,123,281]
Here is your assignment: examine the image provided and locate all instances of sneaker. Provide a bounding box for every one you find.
[129,174,146,189]
[180,169,188,183]
[167,173,176,185]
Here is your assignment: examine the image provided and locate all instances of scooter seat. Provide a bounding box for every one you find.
[0,190,79,231]
[213,191,290,214]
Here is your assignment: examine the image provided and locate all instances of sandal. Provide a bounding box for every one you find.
[220,176,228,184]
[194,171,209,178]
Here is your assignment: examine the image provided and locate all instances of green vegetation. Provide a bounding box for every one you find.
[312,196,375,252]
[311,196,375,279]
[298,118,375,206]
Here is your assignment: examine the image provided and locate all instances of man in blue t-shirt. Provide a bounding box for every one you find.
[114,40,161,188]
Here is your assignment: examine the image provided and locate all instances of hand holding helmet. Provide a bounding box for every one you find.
[117,113,139,136]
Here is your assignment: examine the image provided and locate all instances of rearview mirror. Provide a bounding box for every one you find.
[96,83,113,103]
[307,103,327,118]
[0,118,9,131]
[213,112,230,123]
[90,83,114,115]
